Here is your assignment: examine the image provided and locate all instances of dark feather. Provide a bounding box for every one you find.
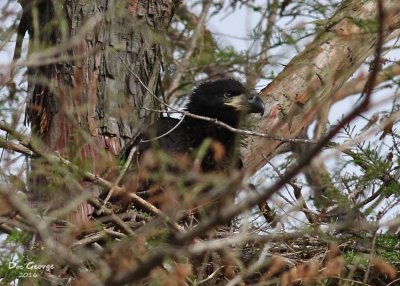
[126,78,264,172]
[103,79,265,216]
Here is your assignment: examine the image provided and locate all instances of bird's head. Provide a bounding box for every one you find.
[187,79,264,127]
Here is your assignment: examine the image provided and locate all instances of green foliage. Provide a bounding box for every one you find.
[357,147,390,181]
[215,47,244,63]
[376,234,400,265]
[343,249,368,266]
[382,182,400,196]
[0,231,38,284]
[6,229,31,245]
[343,143,396,199]
[146,228,171,249]
[0,258,26,284]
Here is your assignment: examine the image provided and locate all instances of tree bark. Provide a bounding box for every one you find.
[26,0,180,224]
[242,0,400,173]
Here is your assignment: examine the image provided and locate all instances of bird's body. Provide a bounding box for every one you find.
[117,79,264,215]
[127,78,264,172]
[137,116,239,171]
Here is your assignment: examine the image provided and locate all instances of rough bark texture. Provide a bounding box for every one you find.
[242,0,400,173]
[26,0,180,223]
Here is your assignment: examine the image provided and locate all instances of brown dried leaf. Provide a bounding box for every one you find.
[162,263,192,286]
[142,150,161,170]
[323,256,345,277]
[327,243,341,260]
[262,255,288,280]
[222,252,238,279]
[371,257,397,280]
[281,260,319,285]
[211,141,226,161]
[71,272,91,286]
[379,120,394,140]
[111,185,127,197]
[0,195,12,216]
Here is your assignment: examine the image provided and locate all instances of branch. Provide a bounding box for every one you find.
[333,62,400,102]
[242,0,400,173]
[246,0,279,87]
[0,136,32,156]
[0,186,83,265]
[0,122,184,234]
[166,0,212,100]
[143,107,319,144]
[175,0,386,245]
[106,230,309,286]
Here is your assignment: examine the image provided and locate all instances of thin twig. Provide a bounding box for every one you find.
[100,146,138,210]
[140,114,186,143]
[0,136,32,156]
[143,107,319,144]
[166,0,212,100]
[363,230,379,284]
[0,186,83,265]
[175,0,385,244]
[0,121,184,234]
[115,49,320,146]
[71,230,109,249]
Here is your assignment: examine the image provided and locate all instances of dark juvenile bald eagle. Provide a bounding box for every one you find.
[128,78,264,171]
[114,79,264,214]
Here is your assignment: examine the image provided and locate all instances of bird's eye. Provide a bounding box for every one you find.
[224,92,231,99]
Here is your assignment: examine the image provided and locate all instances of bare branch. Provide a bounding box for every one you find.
[166,0,212,100]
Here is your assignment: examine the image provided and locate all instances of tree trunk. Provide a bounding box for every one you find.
[26,0,180,224]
